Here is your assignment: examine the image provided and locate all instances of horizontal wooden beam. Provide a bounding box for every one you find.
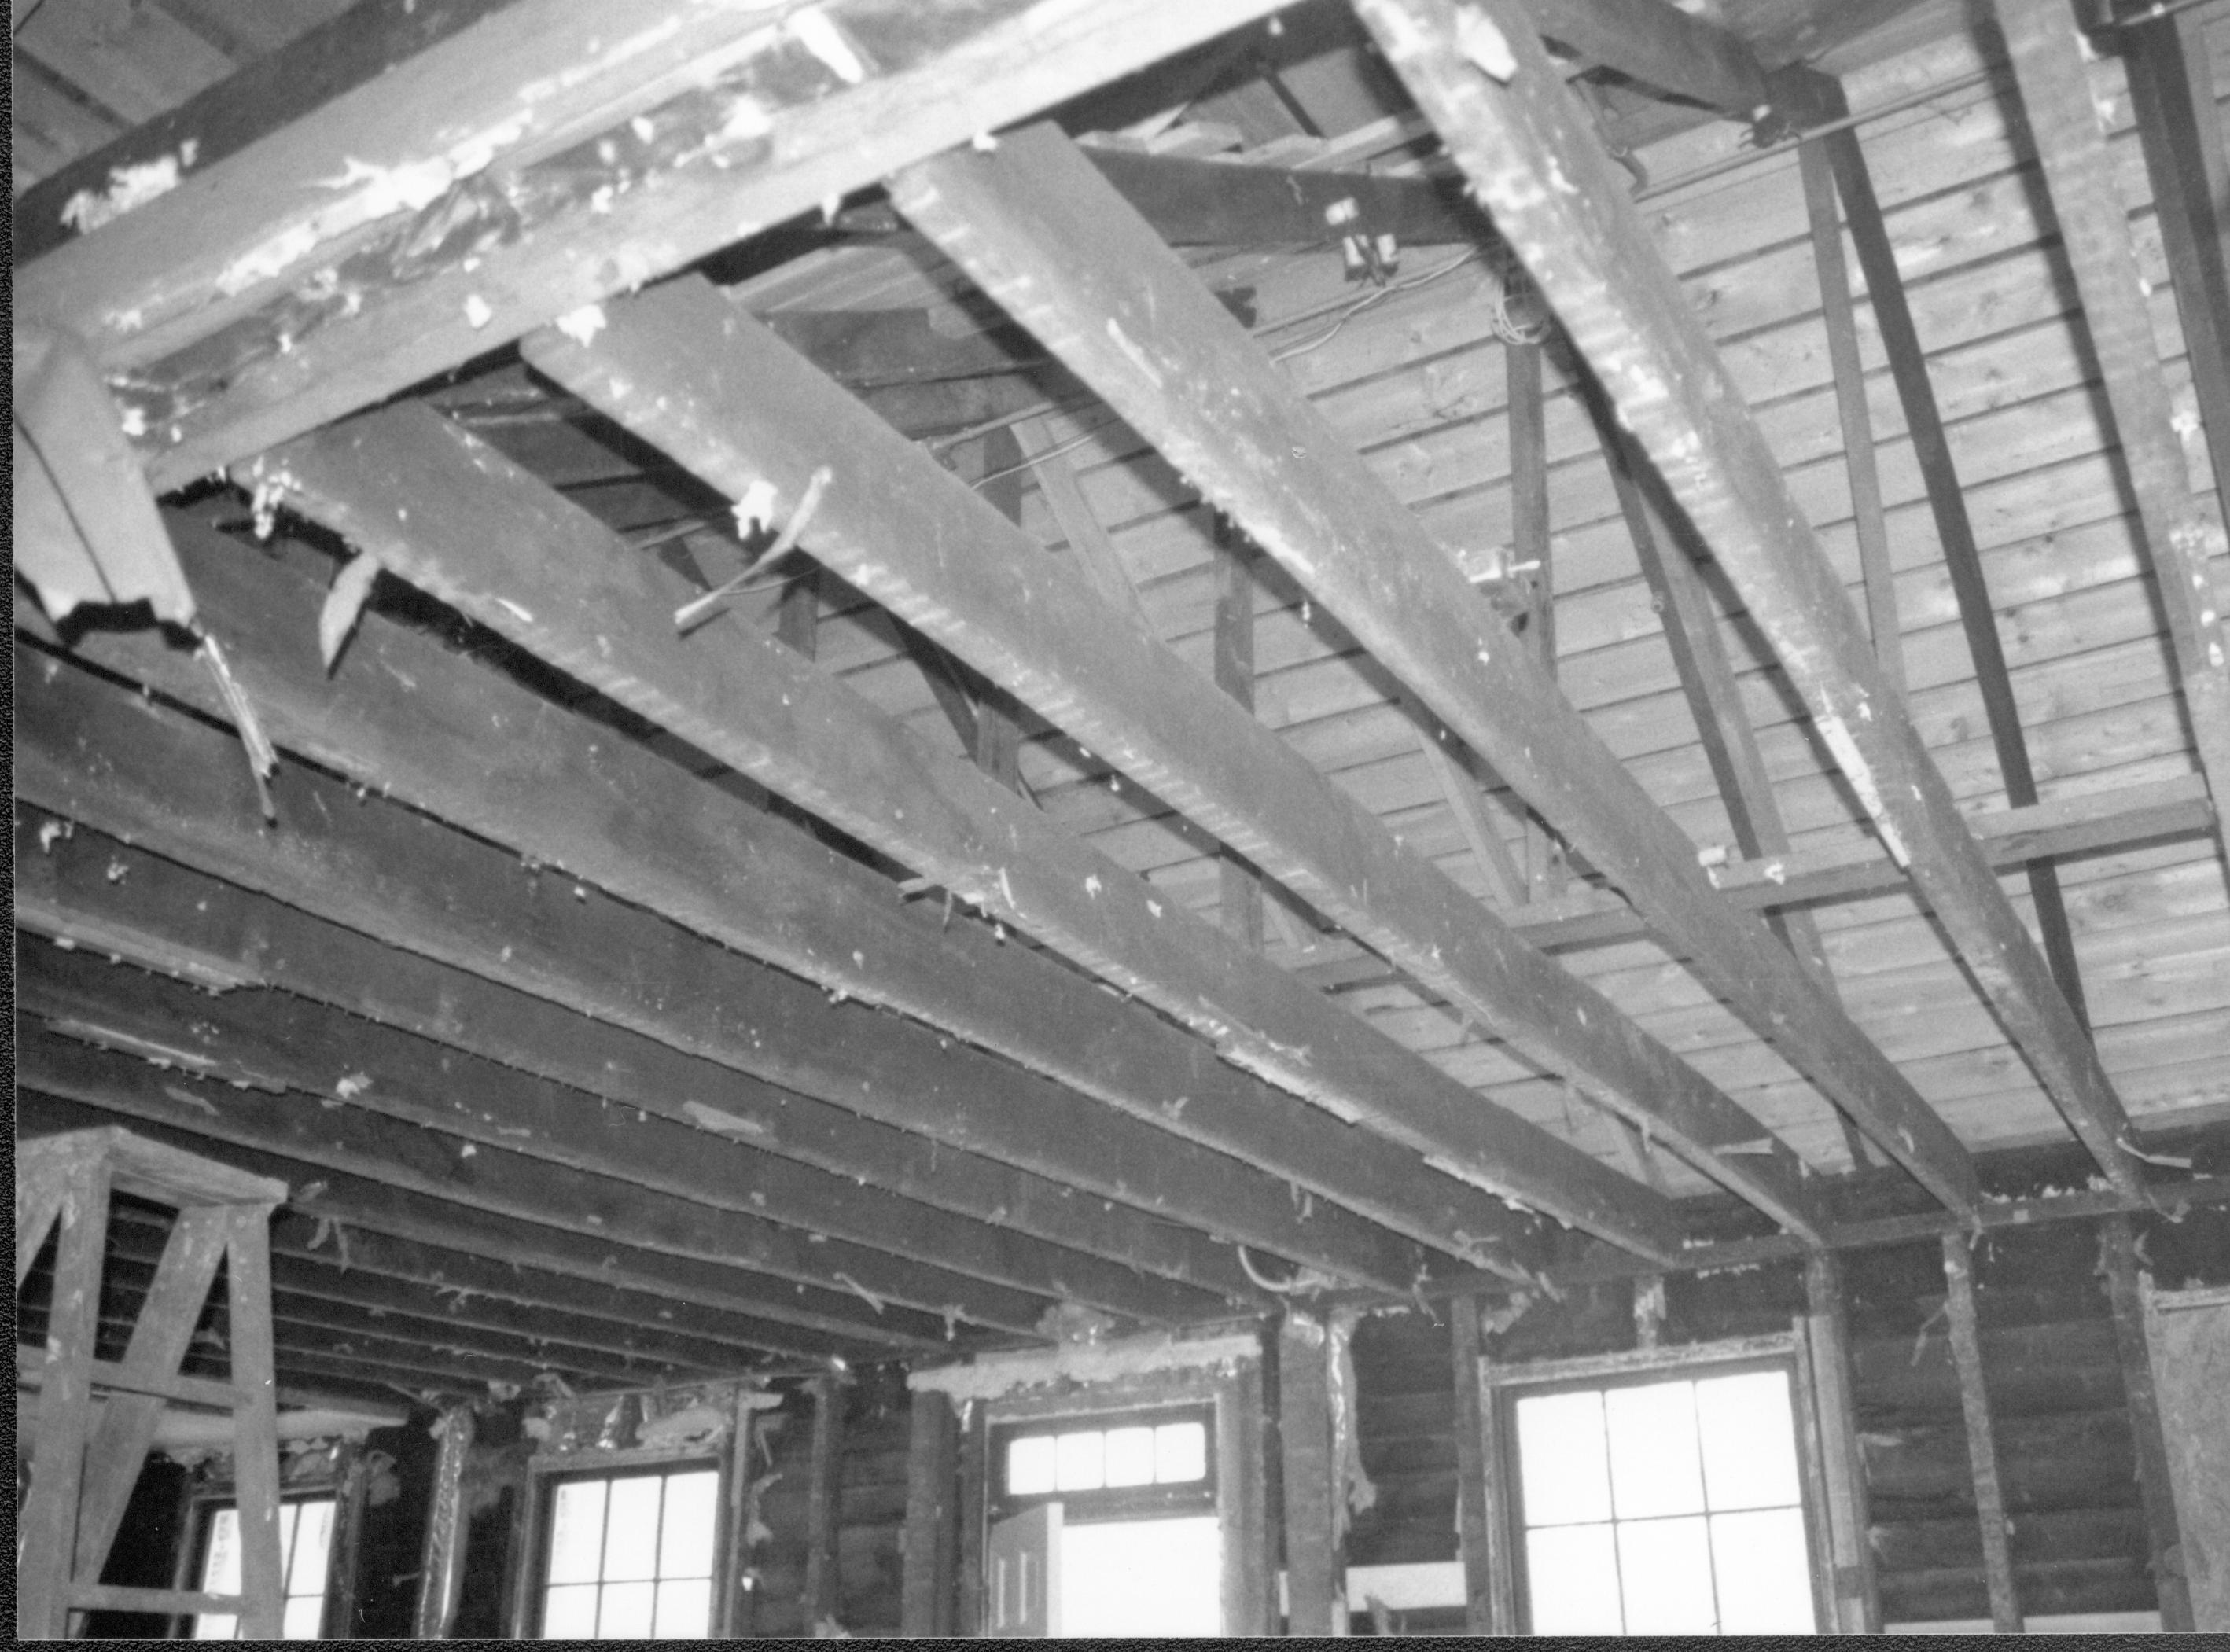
[17,1000,1029,1337]
[17,0,1293,493]
[1080,145,1485,245]
[15,1075,924,1362]
[888,118,1974,1212]
[13,519,1485,1287]
[1360,0,2110,1200]
[537,274,1823,1241]
[268,400,1681,1263]
[19,942,1213,1330]
[1300,775,2217,983]
[11,807,1257,1306]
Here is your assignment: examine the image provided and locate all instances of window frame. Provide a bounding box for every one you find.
[180,1489,343,1639]
[1483,1332,1834,1637]
[524,1455,730,1640]
[988,1399,1219,1525]
[971,1359,1269,1635]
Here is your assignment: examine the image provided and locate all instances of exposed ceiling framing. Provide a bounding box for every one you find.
[13,0,2230,1407]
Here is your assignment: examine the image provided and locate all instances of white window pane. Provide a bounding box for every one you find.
[1154,1421,1208,1485]
[547,1480,607,1584]
[1617,1514,1718,1633]
[1054,1430,1105,1492]
[543,1584,600,1638]
[602,1477,663,1581]
[191,1615,237,1641]
[1515,1390,1611,1526]
[658,1470,720,1579]
[653,1576,713,1638]
[1696,1371,1801,1512]
[201,1507,244,1594]
[288,1500,335,1597]
[1524,1523,1622,1635]
[1009,1436,1057,1496]
[1059,1515,1222,1636]
[1711,1507,1817,1633]
[599,1578,656,1637]
[281,1595,323,1639]
[1103,1426,1157,1488]
[1604,1382,1706,1518]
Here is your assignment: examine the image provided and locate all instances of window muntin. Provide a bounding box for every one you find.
[537,1464,719,1639]
[993,1405,1214,1521]
[191,1497,335,1639]
[1510,1364,1816,1635]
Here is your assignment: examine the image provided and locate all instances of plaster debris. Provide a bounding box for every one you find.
[789,6,867,83]
[554,304,607,346]
[1455,8,1518,81]
[61,142,199,234]
[463,293,495,329]
[335,1073,373,1098]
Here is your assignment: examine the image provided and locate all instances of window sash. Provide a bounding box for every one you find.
[530,1463,723,1639]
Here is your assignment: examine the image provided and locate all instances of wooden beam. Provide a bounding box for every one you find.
[14,528,1446,1292]
[1448,1296,1512,1634]
[1522,0,1776,117]
[888,120,1962,1213]
[1796,128,1902,694]
[1014,415,1152,626]
[2121,7,2230,528]
[1804,1252,1882,1632]
[267,402,1677,1262]
[22,0,1297,494]
[803,1374,847,1629]
[524,280,1777,1247]
[900,1389,959,1637]
[2097,1215,2196,1632]
[1816,91,2095,1028]
[1078,145,1485,245]
[1215,522,1267,950]
[1359,0,2113,1203]
[18,942,1208,1330]
[1939,1231,2022,1634]
[1993,0,2230,837]
[16,1042,944,1358]
[1277,1313,1339,1635]
[1508,333,1568,902]
[10,805,1257,1306]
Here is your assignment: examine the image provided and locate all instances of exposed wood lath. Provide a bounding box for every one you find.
[14,0,2229,1467]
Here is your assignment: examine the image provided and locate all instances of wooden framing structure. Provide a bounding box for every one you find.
[13,0,2230,1636]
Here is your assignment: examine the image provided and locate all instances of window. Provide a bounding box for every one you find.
[537,1465,719,1639]
[1507,1364,1817,1635]
[994,1406,1215,1521]
[191,1497,335,1639]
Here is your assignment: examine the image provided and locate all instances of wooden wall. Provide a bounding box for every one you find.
[1344,1198,2230,1631]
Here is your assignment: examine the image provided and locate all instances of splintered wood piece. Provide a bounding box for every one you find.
[18,521,1445,1290]
[272,399,1678,1260]
[1994,0,2230,842]
[1359,0,2112,1205]
[1524,0,1774,116]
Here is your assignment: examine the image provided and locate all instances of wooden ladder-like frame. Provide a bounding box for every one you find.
[17,1126,289,1639]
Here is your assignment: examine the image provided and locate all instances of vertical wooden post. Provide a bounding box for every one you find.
[955,1400,990,1637]
[17,1154,114,1639]
[223,1208,285,1640]
[1277,1312,1339,1635]
[414,1403,474,1639]
[900,1389,959,1638]
[2099,1216,2195,1631]
[1941,1233,2022,1632]
[803,1372,846,1630]
[1805,1252,1882,1633]
[1451,1295,1514,1635]
[323,1440,370,1639]
[1214,517,1264,947]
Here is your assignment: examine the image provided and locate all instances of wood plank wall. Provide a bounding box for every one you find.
[1341,1198,2230,1632]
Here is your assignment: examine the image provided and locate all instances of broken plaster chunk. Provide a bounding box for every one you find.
[463,293,495,329]
[335,1072,372,1098]
[554,304,606,346]
[1455,8,1518,83]
[61,142,200,235]
[789,6,867,83]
